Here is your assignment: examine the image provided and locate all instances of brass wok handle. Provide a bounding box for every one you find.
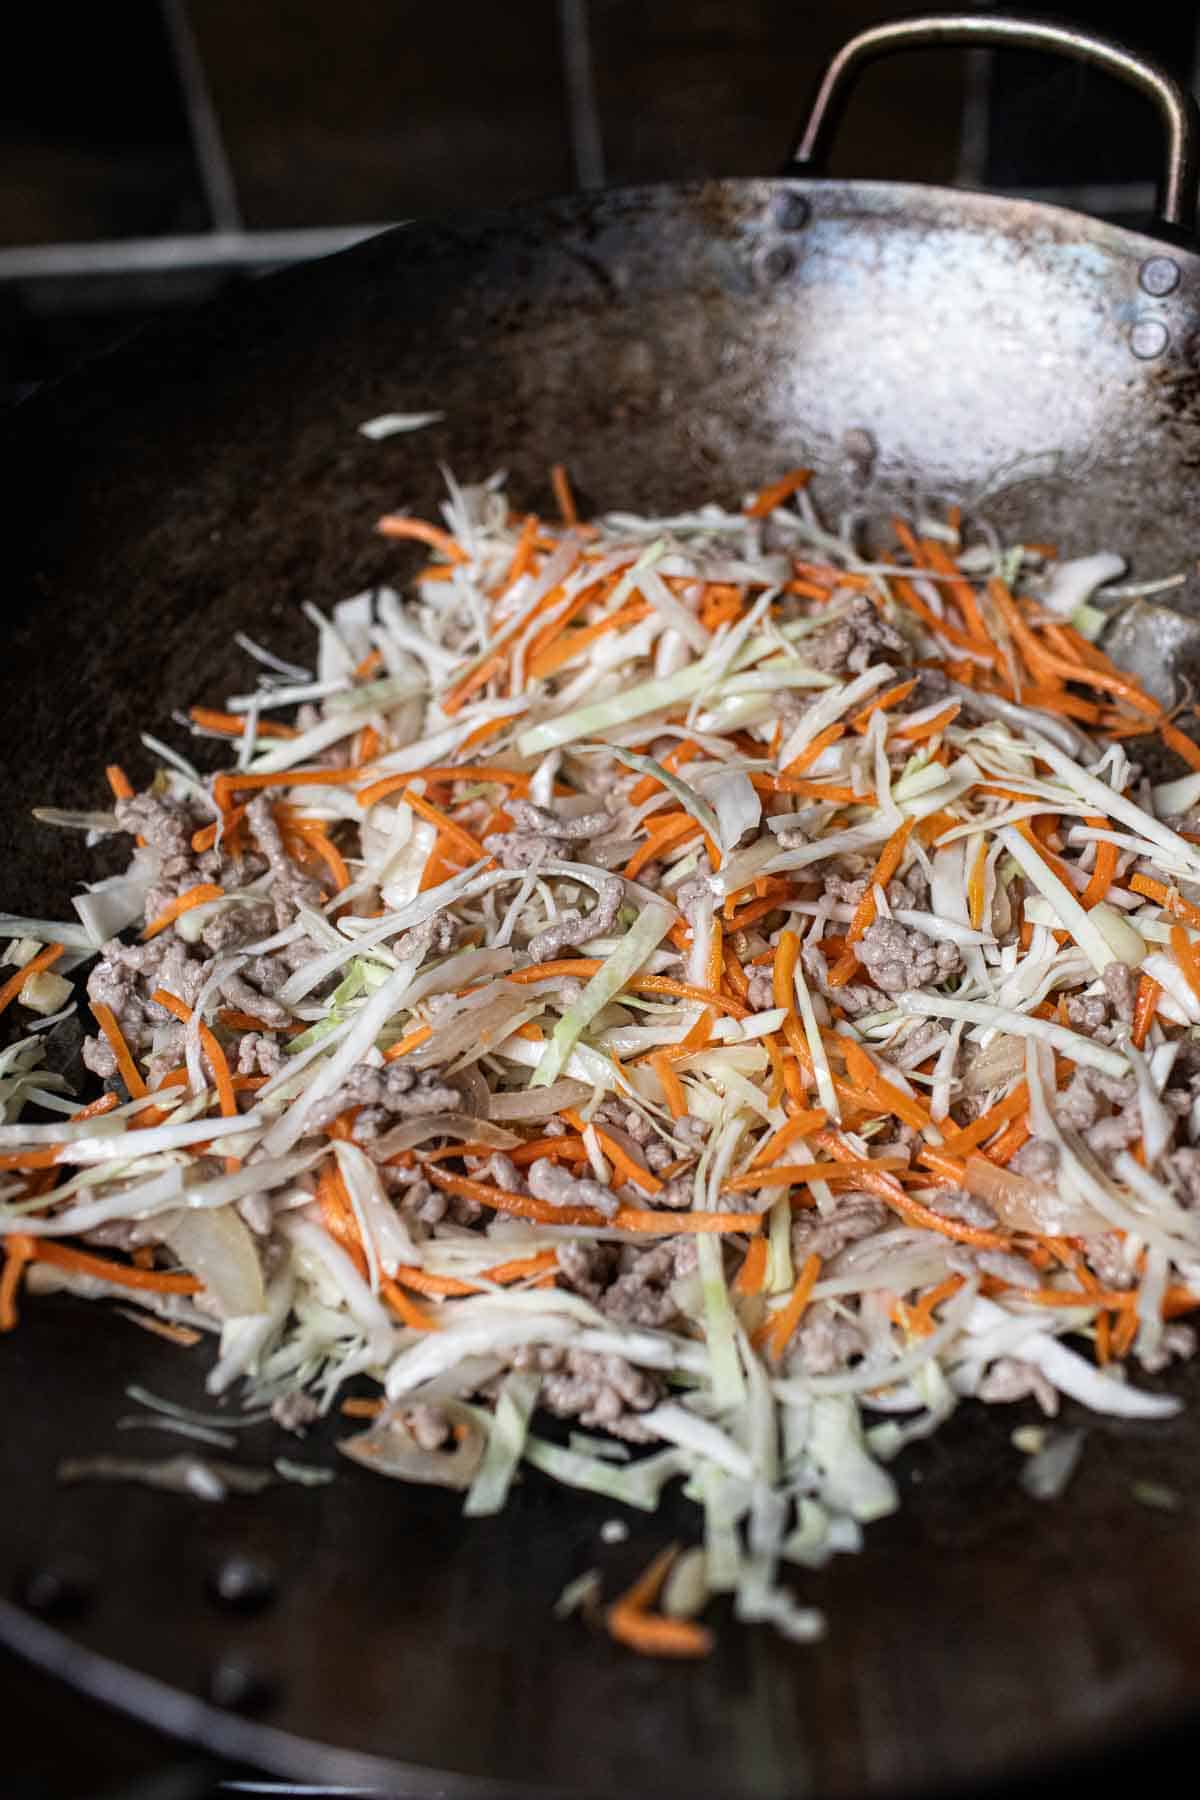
[791,11,1200,233]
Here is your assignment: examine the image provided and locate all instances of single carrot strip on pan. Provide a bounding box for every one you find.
[551,463,578,526]
[1171,925,1200,1008]
[782,722,844,775]
[380,1274,441,1332]
[745,467,812,518]
[141,882,224,941]
[480,1250,561,1285]
[105,764,135,801]
[189,707,298,740]
[0,1234,35,1332]
[376,514,469,563]
[850,678,918,731]
[607,1545,713,1659]
[383,1023,434,1062]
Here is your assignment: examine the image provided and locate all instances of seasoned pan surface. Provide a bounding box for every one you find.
[4,175,1200,1796]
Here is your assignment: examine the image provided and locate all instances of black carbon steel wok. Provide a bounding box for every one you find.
[5,13,1200,1798]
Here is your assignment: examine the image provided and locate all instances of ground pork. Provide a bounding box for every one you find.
[1009,1137,1059,1181]
[746,968,775,1012]
[1102,960,1137,1023]
[401,1403,454,1451]
[245,794,323,927]
[527,1157,619,1218]
[792,1302,867,1375]
[526,874,624,962]
[948,1246,1041,1289]
[853,919,961,994]
[801,596,908,678]
[928,1187,999,1229]
[81,936,208,1082]
[1170,1148,1200,1209]
[484,797,612,870]
[308,1063,461,1135]
[511,1345,662,1441]
[236,1032,283,1077]
[791,1197,887,1264]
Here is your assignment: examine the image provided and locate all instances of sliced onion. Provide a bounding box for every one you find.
[961,1038,1025,1097]
[338,1399,486,1489]
[453,1065,490,1118]
[488,1079,591,1121]
[963,1156,1106,1236]
[407,988,531,1067]
[371,1113,520,1156]
[161,1205,266,1319]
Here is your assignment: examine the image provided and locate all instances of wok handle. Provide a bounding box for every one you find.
[791,11,1200,233]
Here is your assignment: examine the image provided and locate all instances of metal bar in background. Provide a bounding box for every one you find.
[558,0,606,190]
[955,46,993,189]
[159,0,244,233]
[0,225,394,286]
[989,180,1156,213]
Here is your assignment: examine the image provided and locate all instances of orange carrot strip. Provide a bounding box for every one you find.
[1079,816,1118,910]
[629,741,700,804]
[89,1000,148,1100]
[105,764,135,801]
[850,678,919,731]
[725,1159,905,1192]
[749,1111,827,1169]
[1132,975,1161,1050]
[150,988,238,1157]
[812,1129,1012,1249]
[623,814,701,879]
[188,708,298,740]
[0,1233,34,1331]
[0,943,64,1019]
[283,822,350,891]
[767,1252,822,1361]
[527,599,650,682]
[652,1052,687,1120]
[706,918,724,997]
[140,883,225,941]
[733,1235,769,1296]
[893,702,960,742]
[425,1163,608,1227]
[1130,873,1200,931]
[607,1546,713,1659]
[30,1241,200,1293]
[354,647,384,679]
[1161,719,1200,772]
[967,836,988,931]
[376,514,469,563]
[746,467,812,519]
[480,1250,561,1285]
[400,789,489,863]
[562,1109,663,1195]
[379,1274,441,1332]
[393,1265,479,1298]
[987,578,1160,715]
[839,1038,934,1132]
[940,1083,1028,1156]
[1171,925,1200,1008]
[550,463,578,526]
[828,818,914,987]
[782,722,844,775]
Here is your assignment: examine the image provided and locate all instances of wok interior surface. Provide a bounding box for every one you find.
[4,177,1200,1796]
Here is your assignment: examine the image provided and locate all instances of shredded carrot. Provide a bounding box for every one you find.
[380,1274,441,1332]
[218,1008,280,1033]
[140,882,225,941]
[0,942,63,1019]
[114,1306,202,1347]
[1130,873,1200,931]
[839,1038,934,1132]
[1171,925,1200,1008]
[563,1109,663,1195]
[527,598,649,682]
[733,1236,769,1297]
[781,722,844,775]
[282,820,350,891]
[850,678,919,731]
[967,836,988,931]
[150,990,239,1171]
[987,578,1160,716]
[706,918,724,996]
[188,707,298,740]
[376,514,468,563]
[550,462,578,526]
[89,1000,148,1100]
[393,1265,478,1298]
[828,818,914,987]
[629,741,700,805]
[1162,718,1200,772]
[0,1233,34,1331]
[105,764,135,801]
[812,1130,1012,1250]
[623,814,701,880]
[745,467,812,519]
[725,1159,906,1192]
[652,1052,687,1120]
[399,788,490,864]
[749,1110,827,1168]
[29,1241,201,1293]
[1078,818,1118,910]
[1132,975,1161,1050]
[481,1250,561,1285]
[941,1083,1028,1156]
[767,1252,822,1361]
[894,702,960,742]
[606,1543,713,1658]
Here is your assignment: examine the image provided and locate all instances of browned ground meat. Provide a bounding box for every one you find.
[791,1196,887,1263]
[853,919,961,994]
[510,1345,662,1440]
[308,1063,460,1134]
[801,596,907,677]
[527,1157,620,1218]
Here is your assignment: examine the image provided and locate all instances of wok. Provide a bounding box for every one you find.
[4,12,1200,1797]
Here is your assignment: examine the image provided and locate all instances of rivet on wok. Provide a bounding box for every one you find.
[207,1552,278,1612]
[758,244,796,283]
[1140,255,1180,297]
[771,192,810,232]
[206,1655,280,1714]
[1130,317,1170,360]
[19,1559,94,1621]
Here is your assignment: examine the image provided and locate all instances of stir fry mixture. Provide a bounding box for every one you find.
[5,462,1200,1653]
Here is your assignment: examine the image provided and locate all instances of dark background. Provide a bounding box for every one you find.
[3,1,1200,1794]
